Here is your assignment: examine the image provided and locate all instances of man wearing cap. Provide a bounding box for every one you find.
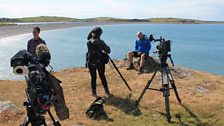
[126,31,151,74]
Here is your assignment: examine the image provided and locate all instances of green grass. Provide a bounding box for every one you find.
[16,16,81,22]
[1,16,224,24]
[0,22,16,26]
[148,18,202,23]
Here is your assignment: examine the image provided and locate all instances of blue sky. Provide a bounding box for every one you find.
[0,0,224,21]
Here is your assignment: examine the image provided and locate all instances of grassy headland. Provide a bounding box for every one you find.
[0,61,224,126]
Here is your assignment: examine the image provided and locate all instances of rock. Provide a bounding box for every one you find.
[171,66,193,79]
[124,56,193,79]
[196,86,209,93]
[0,101,20,114]
[141,56,160,73]
[0,101,22,122]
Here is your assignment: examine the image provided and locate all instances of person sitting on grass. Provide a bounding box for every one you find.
[126,31,151,74]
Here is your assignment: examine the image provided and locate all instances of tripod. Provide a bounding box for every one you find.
[21,101,61,126]
[136,54,181,122]
[21,76,61,126]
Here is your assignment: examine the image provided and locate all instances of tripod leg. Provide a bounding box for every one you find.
[48,110,61,126]
[109,57,132,91]
[20,116,29,126]
[164,96,171,122]
[136,69,158,106]
[162,67,171,122]
[167,68,181,103]
[30,115,47,126]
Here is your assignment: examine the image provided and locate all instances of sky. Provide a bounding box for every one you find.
[0,0,224,21]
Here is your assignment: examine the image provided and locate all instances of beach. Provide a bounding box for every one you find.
[0,21,130,39]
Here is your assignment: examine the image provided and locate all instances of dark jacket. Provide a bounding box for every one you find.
[86,38,110,64]
[27,38,46,57]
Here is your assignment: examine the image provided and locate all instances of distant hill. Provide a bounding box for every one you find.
[16,16,81,22]
[0,16,224,25]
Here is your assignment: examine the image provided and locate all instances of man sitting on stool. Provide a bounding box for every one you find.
[126,31,151,74]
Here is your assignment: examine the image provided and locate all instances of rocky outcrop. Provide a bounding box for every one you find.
[133,56,193,79]
[0,101,22,122]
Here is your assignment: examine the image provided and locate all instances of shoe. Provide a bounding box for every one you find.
[138,67,144,74]
[126,64,135,70]
[105,91,113,98]
[92,91,97,97]
[105,90,111,96]
[92,94,97,97]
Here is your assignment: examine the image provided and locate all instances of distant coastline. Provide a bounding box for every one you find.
[0,21,129,39]
[1,16,224,24]
[1,16,224,39]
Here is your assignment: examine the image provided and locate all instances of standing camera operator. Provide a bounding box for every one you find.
[27,27,69,120]
[86,27,111,97]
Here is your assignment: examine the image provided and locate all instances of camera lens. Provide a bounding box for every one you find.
[16,68,23,74]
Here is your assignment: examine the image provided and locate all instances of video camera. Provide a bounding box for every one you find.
[10,49,64,126]
[149,34,174,65]
[10,50,53,115]
[149,34,171,55]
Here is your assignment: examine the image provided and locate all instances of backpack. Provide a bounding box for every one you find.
[85,97,107,120]
[101,53,109,64]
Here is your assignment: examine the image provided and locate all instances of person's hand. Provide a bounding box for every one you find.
[31,57,38,64]
[138,52,142,56]
[102,50,107,54]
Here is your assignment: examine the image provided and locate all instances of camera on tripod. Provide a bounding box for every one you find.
[149,34,171,54]
[11,50,53,113]
[149,34,173,65]
[136,34,181,122]
[10,49,62,126]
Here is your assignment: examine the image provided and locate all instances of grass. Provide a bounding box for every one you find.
[0,22,17,26]
[148,18,201,24]
[0,62,224,126]
[16,16,81,22]
[1,16,224,24]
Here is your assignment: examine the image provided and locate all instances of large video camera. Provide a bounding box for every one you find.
[10,49,61,126]
[149,34,171,54]
[149,35,173,65]
[11,50,53,113]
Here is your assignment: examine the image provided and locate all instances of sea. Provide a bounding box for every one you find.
[0,24,224,80]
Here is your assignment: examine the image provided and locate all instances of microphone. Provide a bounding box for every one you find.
[36,44,51,66]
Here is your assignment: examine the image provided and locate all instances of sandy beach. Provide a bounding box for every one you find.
[0,21,130,39]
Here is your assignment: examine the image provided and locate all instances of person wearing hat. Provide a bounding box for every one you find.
[86,27,111,97]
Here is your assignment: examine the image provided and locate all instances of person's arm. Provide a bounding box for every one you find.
[135,40,138,51]
[42,40,46,45]
[142,39,151,54]
[147,39,151,51]
[100,40,111,54]
[27,41,30,53]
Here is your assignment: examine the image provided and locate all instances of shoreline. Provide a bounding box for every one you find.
[1,22,223,81]
[0,21,141,39]
[1,21,223,39]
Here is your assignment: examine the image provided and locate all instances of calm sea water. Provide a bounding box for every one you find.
[0,24,224,80]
